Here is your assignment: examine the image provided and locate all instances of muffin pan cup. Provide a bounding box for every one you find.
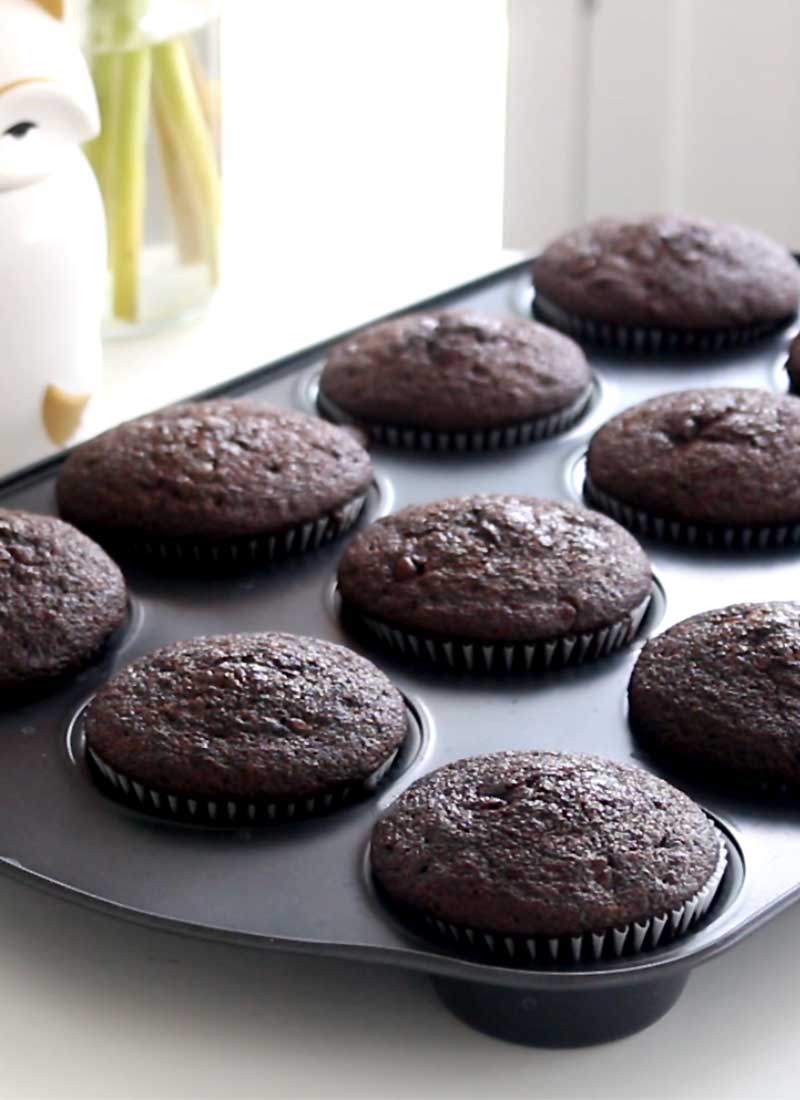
[382,833,727,968]
[81,492,368,570]
[343,591,652,674]
[1,258,800,1050]
[584,475,800,551]
[533,292,788,354]
[316,384,594,452]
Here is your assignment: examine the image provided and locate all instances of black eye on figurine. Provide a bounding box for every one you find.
[3,121,37,138]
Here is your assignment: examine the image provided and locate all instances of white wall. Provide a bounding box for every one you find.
[505,0,800,249]
[223,1,509,298]
[504,0,592,248]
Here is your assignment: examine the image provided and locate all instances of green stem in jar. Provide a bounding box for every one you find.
[152,69,206,264]
[85,1,221,321]
[106,46,152,322]
[86,0,152,321]
[151,38,221,284]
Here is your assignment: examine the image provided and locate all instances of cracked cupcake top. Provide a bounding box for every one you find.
[0,509,127,689]
[630,601,800,790]
[371,751,721,937]
[320,310,592,431]
[587,388,800,525]
[533,215,800,330]
[84,632,408,800]
[337,495,651,642]
[57,399,373,541]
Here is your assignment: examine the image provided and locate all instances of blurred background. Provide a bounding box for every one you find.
[226,0,800,282]
[504,0,800,247]
[91,0,800,425]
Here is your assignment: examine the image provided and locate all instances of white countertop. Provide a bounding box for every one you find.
[0,869,797,1100]
[3,249,799,1099]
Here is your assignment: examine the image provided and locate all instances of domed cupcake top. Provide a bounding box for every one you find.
[320,310,591,432]
[0,508,126,689]
[587,388,800,526]
[57,399,373,541]
[534,214,800,330]
[338,495,651,642]
[85,632,408,801]
[630,601,800,790]
[371,750,721,938]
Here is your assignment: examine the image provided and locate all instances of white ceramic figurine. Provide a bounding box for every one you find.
[0,0,105,477]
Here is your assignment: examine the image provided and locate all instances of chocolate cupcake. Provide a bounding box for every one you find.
[0,509,127,693]
[533,215,800,352]
[371,751,726,965]
[319,310,593,450]
[586,388,800,549]
[786,331,800,393]
[337,495,652,673]
[56,399,373,568]
[630,602,800,793]
[84,632,408,824]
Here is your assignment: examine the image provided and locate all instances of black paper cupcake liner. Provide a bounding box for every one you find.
[317,385,593,452]
[347,592,651,674]
[385,832,727,968]
[87,743,400,826]
[93,493,368,570]
[585,475,800,551]
[533,293,786,354]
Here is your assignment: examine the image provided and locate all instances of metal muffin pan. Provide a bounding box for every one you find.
[1,258,798,1049]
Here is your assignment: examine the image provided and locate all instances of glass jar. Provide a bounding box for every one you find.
[79,0,221,336]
